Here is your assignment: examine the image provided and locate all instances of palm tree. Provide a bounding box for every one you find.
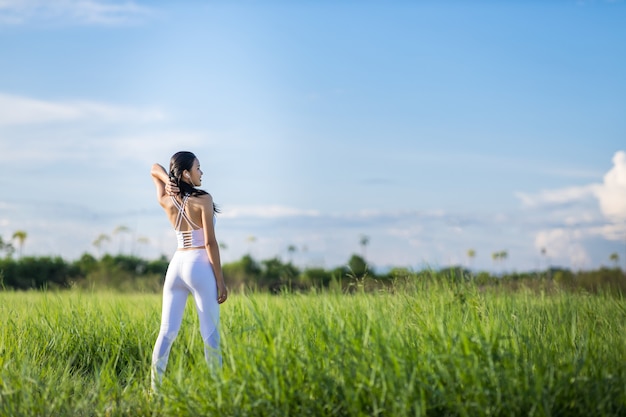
[491,251,500,271]
[301,244,309,268]
[609,252,620,269]
[540,247,551,279]
[247,235,257,257]
[359,234,370,261]
[136,236,149,257]
[113,225,131,254]
[12,230,27,258]
[93,234,111,257]
[499,250,508,273]
[467,248,476,269]
[287,244,297,263]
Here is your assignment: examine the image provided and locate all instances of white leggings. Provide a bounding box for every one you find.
[151,249,220,387]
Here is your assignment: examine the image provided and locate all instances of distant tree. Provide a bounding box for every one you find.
[491,251,500,270]
[0,236,15,258]
[247,235,257,256]
[93,234,110,257]
[287,244,297,263]
[136,236,150,257]
[499,250,508,273]
[359,235,370,260]
[348,254,368,278]
[300,267,333,288]
[12,230,27,258]
[491,250,508,275]
[74,253,99,275]
[113,225,131,254]
[222,254,262,292]
[540,247,552,279]
[467,248,476,269]
[301,244,309,267]
[609,252,620,269]
[260,257,300,292]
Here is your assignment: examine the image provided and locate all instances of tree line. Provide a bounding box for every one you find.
[0,251,624,295]
[1,230,624,294]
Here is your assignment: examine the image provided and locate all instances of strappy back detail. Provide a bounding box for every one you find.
[172,195,201,230]
[171,195,205,249]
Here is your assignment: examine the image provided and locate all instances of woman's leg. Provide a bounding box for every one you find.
[151,258,189,390]
[185,252,221,370]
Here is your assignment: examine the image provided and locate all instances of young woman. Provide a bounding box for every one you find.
[150,151,227,390]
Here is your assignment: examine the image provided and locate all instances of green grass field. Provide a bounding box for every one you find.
[1,284,625,416]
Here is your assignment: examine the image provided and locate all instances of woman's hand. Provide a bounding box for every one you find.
[165,179,180,196]
[217,281,228,304]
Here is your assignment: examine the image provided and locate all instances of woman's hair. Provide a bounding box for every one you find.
[169,151,219,213]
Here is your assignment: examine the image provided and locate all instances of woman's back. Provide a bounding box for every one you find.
[162,194,209,231]
[162,194,210,249]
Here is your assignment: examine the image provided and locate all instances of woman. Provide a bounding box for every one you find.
[150,151,227,391]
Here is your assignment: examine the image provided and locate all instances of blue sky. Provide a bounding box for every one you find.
[0,0,624,272]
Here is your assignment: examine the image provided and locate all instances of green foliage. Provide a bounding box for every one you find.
[1,289,625,416]
[0,235,15,257]
[299,267,334,288]
[575,267,626,294]
[223,254,262,292]
[74,254,167,292]
[439,266,473,283]
[1,252,625,295]
[0,256,77,290]
[259,257,300,293]
[347,254,367,278]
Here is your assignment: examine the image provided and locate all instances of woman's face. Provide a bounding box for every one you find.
[186,158,203,186]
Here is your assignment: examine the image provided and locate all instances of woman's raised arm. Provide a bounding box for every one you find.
[151,163,170,205]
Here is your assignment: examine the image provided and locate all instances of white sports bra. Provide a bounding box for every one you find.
[172,195,205,249]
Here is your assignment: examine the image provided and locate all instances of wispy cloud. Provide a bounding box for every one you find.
[0,0,153,26]
[515,184,599,208]
[221,205,321,219]
[0,92,175,169]
[0,93,165,126]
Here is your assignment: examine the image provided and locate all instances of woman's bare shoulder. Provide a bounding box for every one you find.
[190,193,213,208]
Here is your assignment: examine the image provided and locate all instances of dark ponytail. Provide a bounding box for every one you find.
[169,151,219,213]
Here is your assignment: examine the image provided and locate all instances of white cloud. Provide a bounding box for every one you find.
[0,93,165,126]
[594,150,626,222]
[103,131,213,165]
[515,184,598,207]
[221,205,321,219]
[521,151,626,268]
[0,0,152,26]
[0,92,175,165]
[388,225,423,239]
[534,228,591,269]
[562,211,598,226]
[516,151,626,222]
[595,221,626,243]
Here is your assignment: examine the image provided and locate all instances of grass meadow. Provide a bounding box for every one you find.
[0,282,625,416]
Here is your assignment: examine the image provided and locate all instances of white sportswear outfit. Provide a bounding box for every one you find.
[151,195,221,389]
